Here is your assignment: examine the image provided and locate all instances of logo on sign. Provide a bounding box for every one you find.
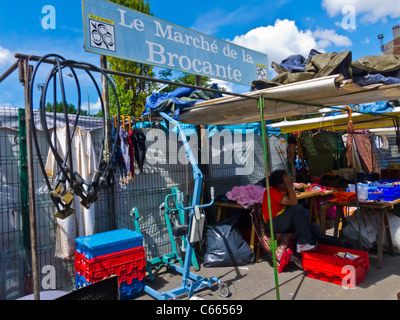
[256,64,268,80]
[90,19,115,51]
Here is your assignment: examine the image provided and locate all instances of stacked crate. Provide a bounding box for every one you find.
[302,244,369,287]
[75,229,145,300]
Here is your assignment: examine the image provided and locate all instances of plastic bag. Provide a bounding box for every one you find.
[343,209,377,249]
[203,215,254,267]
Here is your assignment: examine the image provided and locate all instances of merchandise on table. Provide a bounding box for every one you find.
[347,180,400,201]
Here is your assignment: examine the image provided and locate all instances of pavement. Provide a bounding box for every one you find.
[136,231,400,301]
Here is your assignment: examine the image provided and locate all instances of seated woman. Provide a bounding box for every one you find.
[262,170,320,253]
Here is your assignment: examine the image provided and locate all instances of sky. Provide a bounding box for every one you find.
[1,0,400,113]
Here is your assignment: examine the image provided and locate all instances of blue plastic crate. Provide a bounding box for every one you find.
[75,272,90,289]
[75,229,143,259]
[368,187,378,200]
[378,179,399,184]
[119,278,145,300]
[75,273,144,300]
[375,194,396,201]
[377,186,400,198]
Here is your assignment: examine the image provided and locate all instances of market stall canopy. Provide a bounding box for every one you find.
[178,74,400,126]
[270,107,400,133]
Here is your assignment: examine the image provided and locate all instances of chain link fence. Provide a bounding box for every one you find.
[1,107,283,299]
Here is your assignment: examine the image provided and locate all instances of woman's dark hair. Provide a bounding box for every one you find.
[269,170,287,188]
[287,134,297,145]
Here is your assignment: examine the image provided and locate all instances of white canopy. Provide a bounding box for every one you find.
[269,107,400,133]
[178,75,400,126]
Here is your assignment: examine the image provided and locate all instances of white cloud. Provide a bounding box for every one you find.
[191,6,267,35]
[362,37,370,44]
[322,0,400,23]
[81,97,102,114]
[231,20,316,67]
[0,46,15,69]
[312,28,353,48]
[210,78,235,92]
[0,102,11,108]
[230,19,352,73]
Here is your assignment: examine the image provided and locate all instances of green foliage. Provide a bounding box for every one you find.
[158,69,173,81]
[107,0,155,118]
[45,102,88,116]
[156,70,212,92]
[177,73,211,87]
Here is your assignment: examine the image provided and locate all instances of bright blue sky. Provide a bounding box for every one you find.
[1,0,399,112]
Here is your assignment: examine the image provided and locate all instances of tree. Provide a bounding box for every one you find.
[107,0,155,118]
[45,102,89,116]
[156,70,212,93]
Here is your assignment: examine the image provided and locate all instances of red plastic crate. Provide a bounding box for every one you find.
[75,246,146,285]
[302,244,369,287]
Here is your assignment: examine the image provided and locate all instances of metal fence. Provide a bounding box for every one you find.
[373,131,400,169]
[0,107,284,299]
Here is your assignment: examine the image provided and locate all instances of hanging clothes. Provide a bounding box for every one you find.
[127,131,135,180]
[353,130,380,174]
[130,128,146,173]
[45,126,97,259]
[301,130,347,178]
[111,125,126,179]
[346,112,354,168]
[382,135,389,150]
[119,127,131,180]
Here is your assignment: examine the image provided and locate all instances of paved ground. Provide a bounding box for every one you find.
[136,242,400,301]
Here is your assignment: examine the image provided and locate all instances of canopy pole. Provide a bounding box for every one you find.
[258,96,280,300]
[22,58,40,300]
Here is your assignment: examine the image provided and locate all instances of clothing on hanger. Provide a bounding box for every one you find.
[130,127,146,173]
[45,126,97,259]
[119,127,131,181]
[111,124,126,179]
[127,130,135,181]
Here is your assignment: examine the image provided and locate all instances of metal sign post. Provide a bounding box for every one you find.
[21,58,41,300]
[258,96,280,300]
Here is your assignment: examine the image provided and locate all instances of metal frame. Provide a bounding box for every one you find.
[130,206,179,282]
[142,112,227,300]
[1,52,283,300]
[163,186,200,270]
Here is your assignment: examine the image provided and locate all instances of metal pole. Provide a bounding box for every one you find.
[100,55,116,230]
[258,97,280,300]
[22,58,40,300]
[14,53,257,101]
[0,60,18,83]
[18,108,30,252]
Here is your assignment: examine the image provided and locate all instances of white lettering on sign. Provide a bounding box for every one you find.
[145,41,242,82]
[83,0,268,85]
[118,9,145,31]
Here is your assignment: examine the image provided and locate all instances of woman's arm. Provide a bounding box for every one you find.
[281,174,298,206]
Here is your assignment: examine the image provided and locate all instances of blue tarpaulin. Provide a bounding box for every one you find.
[354,74,400,86]
[355,101,395,114]
[142,83,223,120]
